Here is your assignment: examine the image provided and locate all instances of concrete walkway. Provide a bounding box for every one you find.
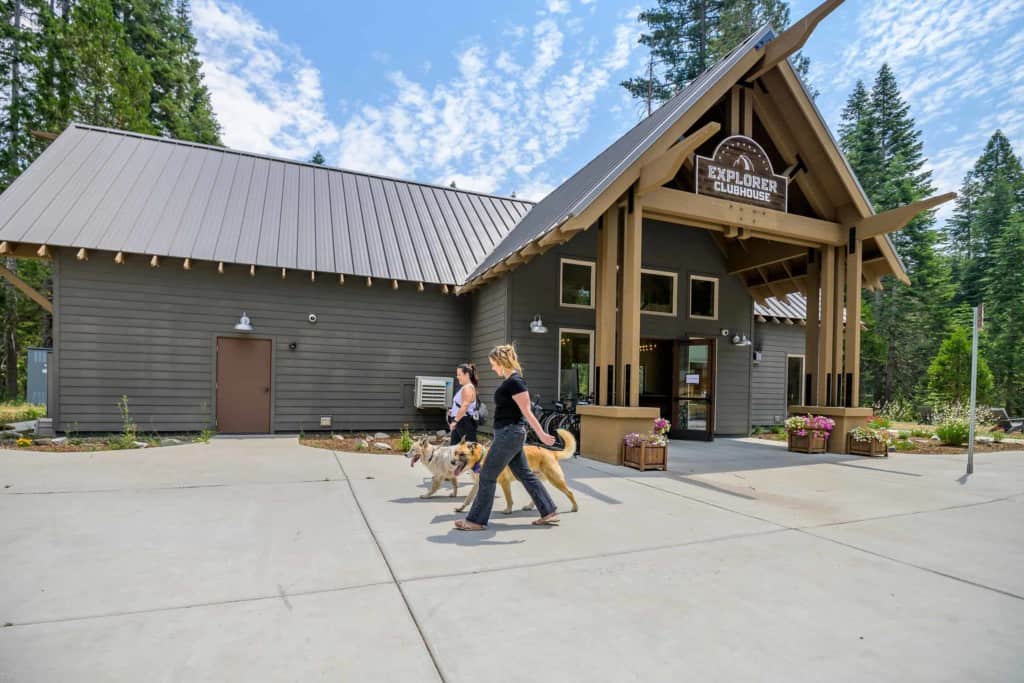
[1,436,1022,682]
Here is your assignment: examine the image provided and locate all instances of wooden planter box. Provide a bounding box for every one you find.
[787,432,827,454]
[623,443,667,471]
[846,433,889,457]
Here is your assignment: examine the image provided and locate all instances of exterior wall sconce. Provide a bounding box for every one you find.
[731,334,752,347]
[530,315,548,334]
[234,312,253,332]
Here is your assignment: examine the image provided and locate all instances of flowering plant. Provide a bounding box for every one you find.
[623,432,645,448]
[653,418,670,436]
[784,414,835,439]
[849,425,891,444]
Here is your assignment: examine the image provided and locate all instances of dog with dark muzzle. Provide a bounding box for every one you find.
[405,437,469,499]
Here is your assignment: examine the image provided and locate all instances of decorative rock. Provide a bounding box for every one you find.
[51,436,67,445]
[373,432,389,440]
[436,430,447,438]
[332,434,345,440]
[357,439,370,450]
[161,438,182,445]
[930,435,941,441]
[133,441,149,448]
[976,436,994,444]
[373,442,390,450]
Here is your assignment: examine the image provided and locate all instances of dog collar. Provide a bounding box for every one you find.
[472,462,481,474]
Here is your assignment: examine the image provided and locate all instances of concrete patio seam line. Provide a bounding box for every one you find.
[0,481,348,497]
[396,526,793,585]
[797,528,1024,602]
[3,580,397,628]
[331,450,447,683]
[804,490,1024,530]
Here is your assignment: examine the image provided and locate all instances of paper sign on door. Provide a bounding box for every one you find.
[685,374,700,385]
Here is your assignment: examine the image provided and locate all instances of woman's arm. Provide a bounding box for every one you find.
[513,391,555,446]
[450,385,476,428]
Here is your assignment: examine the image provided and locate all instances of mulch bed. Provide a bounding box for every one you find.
[0,435,200,452]
[754,432,1023,455]
[301,432,446,455]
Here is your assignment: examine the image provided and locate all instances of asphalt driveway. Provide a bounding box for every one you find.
[1,436,1022,682]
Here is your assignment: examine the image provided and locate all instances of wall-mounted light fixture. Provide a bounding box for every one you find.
[731,334,752,347]
[529,315,548,334]
[234,312,253,332]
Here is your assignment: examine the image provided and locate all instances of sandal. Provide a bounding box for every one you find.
[454,520,487,531]
[532,513,560,526]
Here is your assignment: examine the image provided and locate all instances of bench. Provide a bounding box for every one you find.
[991,408,1024,434]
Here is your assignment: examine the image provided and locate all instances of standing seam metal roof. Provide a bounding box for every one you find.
[0,123,534,285]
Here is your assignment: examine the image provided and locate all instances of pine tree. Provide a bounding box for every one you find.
[58,0,153,131]
[839,64,954,406]
[110,0,220,144]
[984,210,1024,413]
[622,0,812,108]
[925,327,994,405]
[310,150,326,165]
[947,131,1024,307]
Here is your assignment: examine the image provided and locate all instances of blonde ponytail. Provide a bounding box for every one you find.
[488,344,522,374]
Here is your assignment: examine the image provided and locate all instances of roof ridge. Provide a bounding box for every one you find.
[65,123,536,207]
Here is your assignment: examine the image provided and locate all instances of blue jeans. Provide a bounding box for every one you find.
[465,424,557,526]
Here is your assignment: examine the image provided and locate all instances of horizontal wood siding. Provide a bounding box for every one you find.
[55,251,468,433]
[751,322,806,426]
[468,278,509,422]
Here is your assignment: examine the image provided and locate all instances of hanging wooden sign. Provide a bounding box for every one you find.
[695,135,788,212]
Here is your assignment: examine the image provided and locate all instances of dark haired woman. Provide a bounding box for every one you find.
[448,363,479,445]
[455,345,559,531]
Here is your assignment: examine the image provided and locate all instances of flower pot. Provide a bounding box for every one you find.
[787,432,827,454]
[623,443,667,471]
[846,433,888,457]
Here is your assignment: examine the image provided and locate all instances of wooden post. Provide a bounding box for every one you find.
[844,233,862,407]
[831,246,846,406]
[618,194,643,407]
[730,86,742,135]
[817,246,835,405]
[804,249,820,406]
[595,207,619,406]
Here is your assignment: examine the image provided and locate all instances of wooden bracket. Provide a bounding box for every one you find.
[637,122,720,196]
[747,0,845,82]
[0,262,52,313]
[855,192,957,240]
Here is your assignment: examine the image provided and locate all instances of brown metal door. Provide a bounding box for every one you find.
[216,337,271,433]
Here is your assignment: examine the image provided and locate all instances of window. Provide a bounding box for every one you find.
[689,275,719,320]
[558,329,593,401]
[640,269,677,316]
[560,259,595,309]
[786,355,805,407]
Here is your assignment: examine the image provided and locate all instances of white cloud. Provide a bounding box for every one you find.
[335,10,641,196]
[546,0,570,14]
[191,0,339,159]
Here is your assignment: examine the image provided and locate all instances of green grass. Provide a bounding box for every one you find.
[0,402,46,424]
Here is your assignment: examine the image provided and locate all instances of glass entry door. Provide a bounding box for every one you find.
[673,339,715,441]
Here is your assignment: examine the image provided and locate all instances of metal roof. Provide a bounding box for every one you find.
[0,124,533,285]
[754,293,807,322]
[464,25,775,283]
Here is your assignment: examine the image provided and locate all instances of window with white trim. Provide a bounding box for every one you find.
[689,274,719,320]
[558,328,594,401]
[640,269,677,316]
[560,259,595,309]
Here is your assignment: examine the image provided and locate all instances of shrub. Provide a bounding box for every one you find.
[868,416,891,429]
[873,396,916,423]
[910,428,932,438]
[0,403,46,424]
[895,440,916,452]
[992,431,1005,443]
[936,420,970,447]
[398,424,414,453]
[926,328,994,405]
[16,437,32,448]
[897,431,911,440]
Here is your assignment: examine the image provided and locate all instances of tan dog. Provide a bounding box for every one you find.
[405,437,463,498]
[453,429,579,514]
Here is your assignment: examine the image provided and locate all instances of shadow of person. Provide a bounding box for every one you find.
[426,523,557,546]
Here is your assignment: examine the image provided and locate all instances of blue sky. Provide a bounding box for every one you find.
[191,0,1024,225]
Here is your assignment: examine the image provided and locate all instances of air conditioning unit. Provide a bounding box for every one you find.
[414,376,453,409]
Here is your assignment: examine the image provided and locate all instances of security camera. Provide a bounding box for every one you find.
[307,313,318,324]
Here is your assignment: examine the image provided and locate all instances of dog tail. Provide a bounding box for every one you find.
[553,429,576,459]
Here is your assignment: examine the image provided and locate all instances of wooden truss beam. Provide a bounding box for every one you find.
[746,0,845,82]
[0,262,52,313]
[855,193,957,240]
[726,240,806,274]
[642,187,845,246]
[638,122,721,196]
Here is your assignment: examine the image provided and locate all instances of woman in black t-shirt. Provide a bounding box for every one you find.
[454,345,559,531]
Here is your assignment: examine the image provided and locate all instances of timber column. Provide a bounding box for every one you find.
[617,192,642,407]
[594,207,619,406]
[844,232,862,407]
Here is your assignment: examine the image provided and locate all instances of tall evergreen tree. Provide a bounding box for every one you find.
[984,209,1024,412]
[622,0,811,109]
[310,150,325,165]
[946,131,1024,306]
[110,0,220,144]
[839,64,954,405]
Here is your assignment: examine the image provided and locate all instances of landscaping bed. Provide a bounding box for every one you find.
[301,430,447,455]
[0,433,209,452]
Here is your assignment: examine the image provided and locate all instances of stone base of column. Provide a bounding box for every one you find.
[788,405,873,454]
[577,405,662,465]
